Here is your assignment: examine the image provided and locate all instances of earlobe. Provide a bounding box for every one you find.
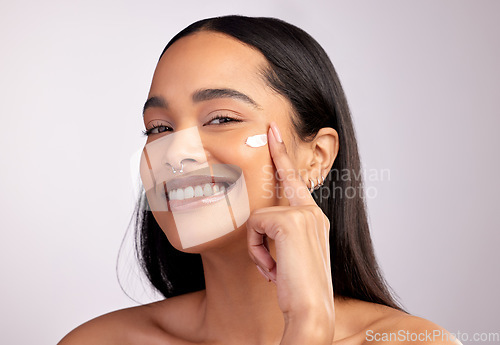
[308,174,326,193]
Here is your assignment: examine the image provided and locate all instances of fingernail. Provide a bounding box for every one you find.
[256,265,271,282]
[270,122,283,143]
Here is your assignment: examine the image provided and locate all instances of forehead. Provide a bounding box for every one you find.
[150,31,269,95]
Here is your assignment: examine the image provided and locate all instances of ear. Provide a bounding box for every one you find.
[303,127,339,187]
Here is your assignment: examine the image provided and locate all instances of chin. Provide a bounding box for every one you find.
[147,168,251,251]
[166,223,248,254]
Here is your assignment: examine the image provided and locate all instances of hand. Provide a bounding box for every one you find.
[246,122,334,344]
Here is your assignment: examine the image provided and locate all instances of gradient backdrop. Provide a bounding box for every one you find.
[1,1,499,344]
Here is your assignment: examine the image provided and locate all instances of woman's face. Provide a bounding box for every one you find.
[141,31,305,252]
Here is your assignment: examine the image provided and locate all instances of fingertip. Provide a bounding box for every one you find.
[270,122,283,143]
[268,267,277,283]
[256,264,271,282]
[268,123,286,159]
[267,125,279,156]
[268,124,276,143]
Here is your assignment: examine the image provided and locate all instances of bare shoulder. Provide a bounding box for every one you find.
[57,302,164,345]
[363,310,462,344]
[57,291,206,345]
[334,298,461,345]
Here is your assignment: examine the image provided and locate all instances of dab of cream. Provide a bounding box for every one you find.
[245,134,268,148]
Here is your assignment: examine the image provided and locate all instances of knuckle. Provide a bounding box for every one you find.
[324,217,331,231]
[309,206,323,218]
[289,210,307,227]
[249,207,267,217]
[324,214,330,227]
[301,207,313,220]
[247,210,268,228]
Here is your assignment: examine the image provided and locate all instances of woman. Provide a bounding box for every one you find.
[59,15,459,344]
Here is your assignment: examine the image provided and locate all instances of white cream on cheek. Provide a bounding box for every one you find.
[245,134,268,147]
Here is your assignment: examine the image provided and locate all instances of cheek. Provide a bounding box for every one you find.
[207,134,282,210]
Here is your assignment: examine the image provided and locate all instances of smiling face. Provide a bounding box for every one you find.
[141,31,302,252]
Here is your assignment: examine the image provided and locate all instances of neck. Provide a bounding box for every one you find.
[198,232,284,344]
[195,232,354,344]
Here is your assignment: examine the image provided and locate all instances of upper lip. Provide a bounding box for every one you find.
[163,164,241,192]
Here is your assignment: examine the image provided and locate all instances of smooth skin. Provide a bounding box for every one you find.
[59,32,461,345]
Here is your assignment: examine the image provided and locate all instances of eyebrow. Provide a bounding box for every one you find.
[143,88,261,114]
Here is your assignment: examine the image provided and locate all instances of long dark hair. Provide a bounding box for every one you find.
[133,15,404,311]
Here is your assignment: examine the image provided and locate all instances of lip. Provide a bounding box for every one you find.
[159,164,242,212]
[166,178,239,212]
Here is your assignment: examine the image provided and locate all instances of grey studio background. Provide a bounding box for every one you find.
[1,1,499,344]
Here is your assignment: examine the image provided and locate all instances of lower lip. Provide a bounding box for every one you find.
[166,180,238,212]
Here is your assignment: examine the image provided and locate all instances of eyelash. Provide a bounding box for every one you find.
[141,124,169,137]
[142,115,242,137]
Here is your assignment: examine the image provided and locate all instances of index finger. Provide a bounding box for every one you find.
[268,121,316,207]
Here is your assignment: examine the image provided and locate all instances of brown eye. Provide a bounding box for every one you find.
[142,124,172,136]
[206,115,242,125]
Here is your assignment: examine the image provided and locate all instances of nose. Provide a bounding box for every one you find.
[161,126,207,173]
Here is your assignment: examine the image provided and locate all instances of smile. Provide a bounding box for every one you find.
[168,182,231,201]
[160,164,242,212]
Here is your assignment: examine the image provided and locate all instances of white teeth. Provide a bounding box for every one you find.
[168,182,229,201]
[184,186,194,198]
[194,185,203,197]
[177,188,184,200]
[203,183,213,196]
